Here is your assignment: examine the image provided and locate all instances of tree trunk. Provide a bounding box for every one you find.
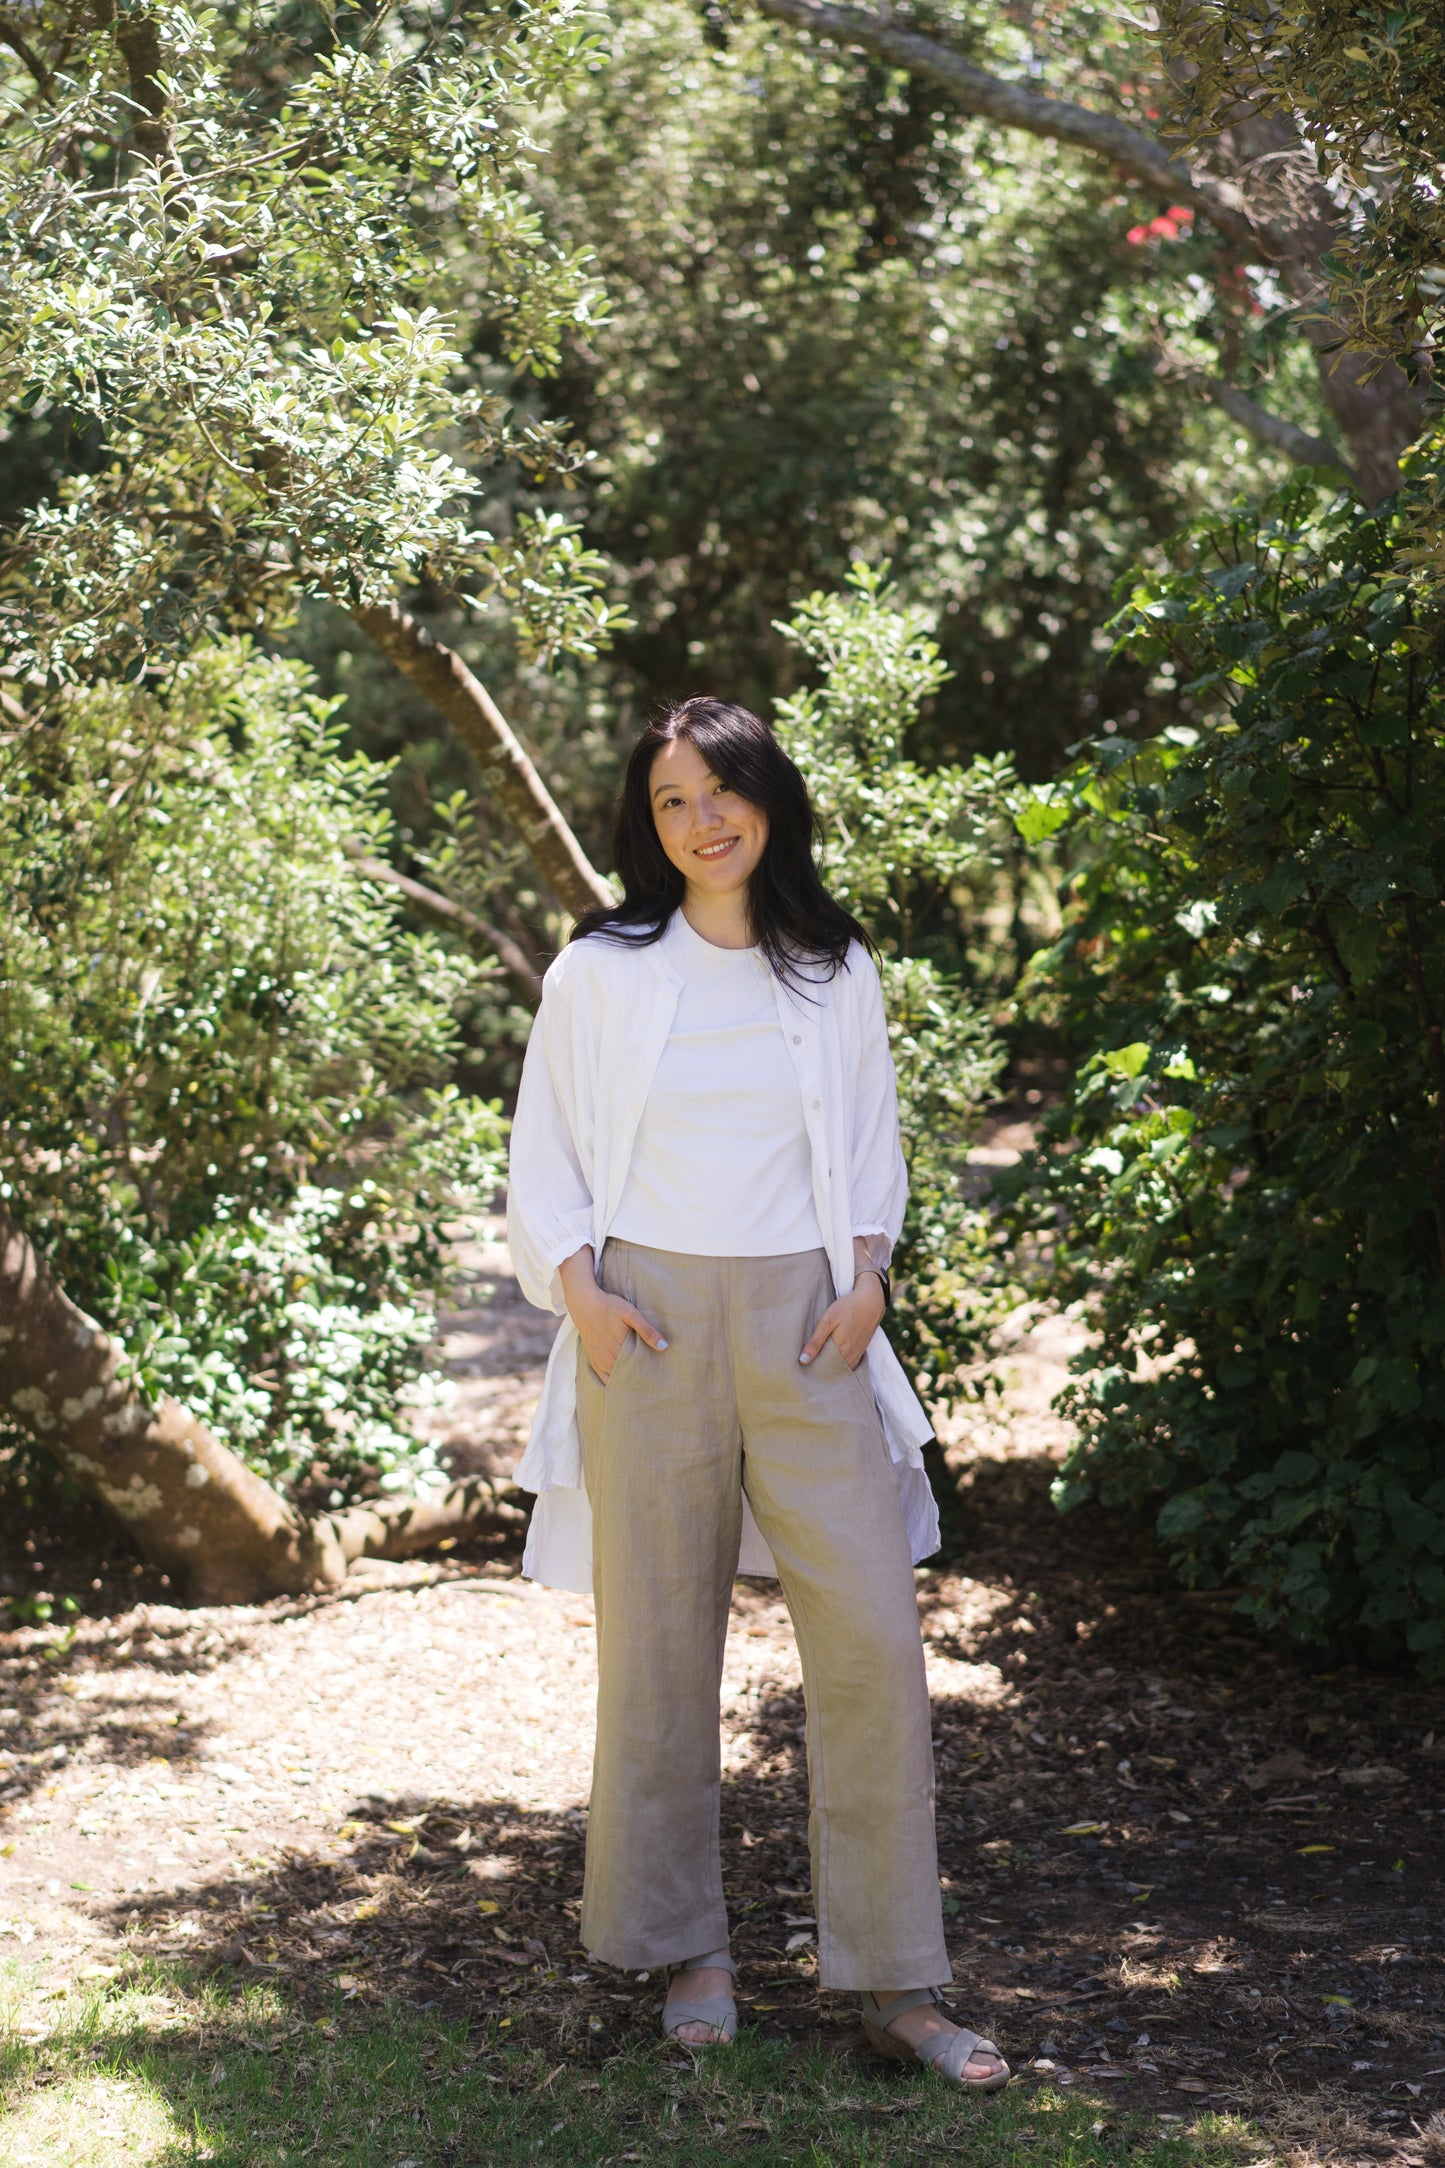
[0,1208,523,1605]
[350,601,613,922]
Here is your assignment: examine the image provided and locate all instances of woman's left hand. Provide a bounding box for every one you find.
[799,1273,886,1371]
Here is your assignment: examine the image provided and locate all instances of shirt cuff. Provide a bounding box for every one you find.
[544,1226,594,1315]
[852,1227,893,1271]
[544,1225,594,1273]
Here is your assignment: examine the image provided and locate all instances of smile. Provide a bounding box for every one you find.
[694,837,739,860]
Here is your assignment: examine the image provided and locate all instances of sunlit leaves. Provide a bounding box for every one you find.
[1159,0,1445,371]
[0,0,611,679]
[0,642,508,1500]
[774,562,1013,922]
[771,564,1013,1403]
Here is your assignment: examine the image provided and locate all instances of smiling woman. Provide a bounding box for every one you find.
[505,696,1010,2085]
[573,698,863,987]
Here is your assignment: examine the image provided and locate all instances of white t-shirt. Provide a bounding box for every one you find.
[609,911,825,1257]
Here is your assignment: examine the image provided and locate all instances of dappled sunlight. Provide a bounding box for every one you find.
[1,2061,180,2167]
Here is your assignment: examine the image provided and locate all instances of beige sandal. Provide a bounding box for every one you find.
[661,1947,737,2046]
[859,1987,1009,2089]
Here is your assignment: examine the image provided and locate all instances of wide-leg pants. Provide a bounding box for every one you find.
[575,1240,950,1992]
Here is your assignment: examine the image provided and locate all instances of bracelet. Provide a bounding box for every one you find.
[855,1264,892,1312]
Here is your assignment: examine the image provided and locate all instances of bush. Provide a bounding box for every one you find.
[775,567,1013,1406]
[1008,469,1445,1673]
[0,643,507,1504]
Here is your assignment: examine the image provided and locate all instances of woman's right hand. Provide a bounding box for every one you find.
[557,1246,668,1385]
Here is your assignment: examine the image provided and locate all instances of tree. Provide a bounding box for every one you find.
[0,640,524,1599]
[0,0,618,921]
[750,0,1439,502]
[1006,463,1445,1674]
[519,0,1305,787]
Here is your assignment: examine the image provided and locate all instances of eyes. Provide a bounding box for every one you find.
[657,781,733,812]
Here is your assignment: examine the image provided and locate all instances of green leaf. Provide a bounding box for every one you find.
[1014,791,1071,846]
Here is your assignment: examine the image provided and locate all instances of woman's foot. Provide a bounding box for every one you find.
[860,1988,1009,2089]
[661,1949,738,2046]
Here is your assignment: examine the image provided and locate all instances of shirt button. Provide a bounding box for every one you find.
[811,1098,821,1109]
[792,1034,802,1045]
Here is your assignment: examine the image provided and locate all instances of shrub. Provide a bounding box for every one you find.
[775,567,1013,1406]
[0,642,507,1504]
[1008,469,1445,1673]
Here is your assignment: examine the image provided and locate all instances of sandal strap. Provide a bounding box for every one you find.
[666,1948,736,1982]
[663,1995,737,2028]
[860,1986,944,2030]
[925,2027,997,2079]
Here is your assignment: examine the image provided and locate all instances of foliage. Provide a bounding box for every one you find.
[0,0,625,681]
[776,564,1012,935]
[524,0,1302,783]
[1160,0,1445,373]
[774,569,1012,1404]
[0,642,507,1502]
[1008,464,1445,1673]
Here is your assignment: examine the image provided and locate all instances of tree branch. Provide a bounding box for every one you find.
[312,1479,526,1574]
[350,601,612,922]
[753,0,1267,259]
[1169,364,1357,483]
[343,842,543,1008]
[0,8,56,98]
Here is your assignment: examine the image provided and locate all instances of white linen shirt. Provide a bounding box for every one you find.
[505,913,940,1595]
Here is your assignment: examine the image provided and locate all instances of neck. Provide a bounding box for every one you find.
[681,884,754,950]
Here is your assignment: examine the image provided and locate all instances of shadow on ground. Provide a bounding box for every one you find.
[3,1418,1443,2162]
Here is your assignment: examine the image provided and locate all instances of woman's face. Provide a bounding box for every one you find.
[649,735,769,898]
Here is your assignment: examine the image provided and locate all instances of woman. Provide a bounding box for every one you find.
[506,697,1007,2087]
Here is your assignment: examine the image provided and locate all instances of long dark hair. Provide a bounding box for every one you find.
[571,697,870,987]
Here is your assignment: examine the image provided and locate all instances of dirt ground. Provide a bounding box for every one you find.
[2,1199,1443,2162]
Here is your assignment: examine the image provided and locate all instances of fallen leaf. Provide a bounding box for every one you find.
[1062,1822,1104,1836]
[1298,1845,1335,1855]
[476,1900,500,1915]
[1242,1751,1312,1791]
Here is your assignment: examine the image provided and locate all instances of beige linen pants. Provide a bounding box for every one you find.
[575,1239,949,1992]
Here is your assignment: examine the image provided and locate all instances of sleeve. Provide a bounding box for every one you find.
[847,947,908,1263]
[505,951,597,1315]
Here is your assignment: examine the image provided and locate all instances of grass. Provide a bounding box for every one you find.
[0,1959,1275,2168]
